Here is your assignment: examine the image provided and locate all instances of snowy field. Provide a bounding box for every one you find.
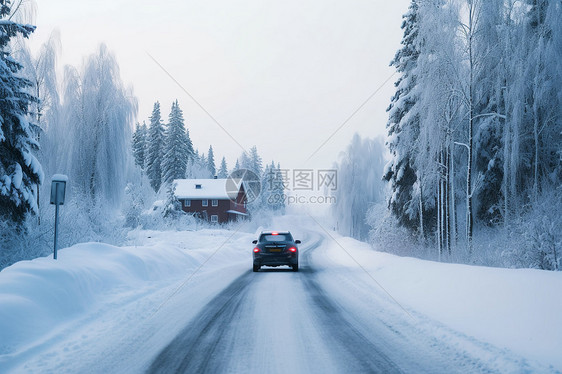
[0,216,561,373]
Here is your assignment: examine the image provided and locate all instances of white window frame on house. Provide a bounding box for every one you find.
[202,199,208,207]
[210,215,218,223]
[184,199,191,207]
[212,199,218,207]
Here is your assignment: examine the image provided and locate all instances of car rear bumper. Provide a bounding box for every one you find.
[254,253,298,267]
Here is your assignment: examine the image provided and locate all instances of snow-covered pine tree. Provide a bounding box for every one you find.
[473,1,505,225]
[146,101,164,192]
[162,182,182,219]
[183,104,194,163]
[233,159,240,172]
[0,3,43,225]
[276,162,286,211]
[217,156,228,178]
[261,163,272,208]
[238,151,251,171]
[248,146,263,176]
[186,149,211,178]
[162,100,190,185]
[383,0,423,232]
[261,160,285,211]
[207,145,216,177]
[132,121,147,171]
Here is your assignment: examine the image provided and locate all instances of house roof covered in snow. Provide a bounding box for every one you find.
[173,178,243,200]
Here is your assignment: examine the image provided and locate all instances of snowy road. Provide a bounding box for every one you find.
[144,231,517,374]
[2,216,560,373]
[148,236,402,373]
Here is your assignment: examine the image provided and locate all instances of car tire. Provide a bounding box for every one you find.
[292,263,299,272]
[253,264,260,272]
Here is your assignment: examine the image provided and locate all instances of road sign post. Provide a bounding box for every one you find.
[50,175,68,260]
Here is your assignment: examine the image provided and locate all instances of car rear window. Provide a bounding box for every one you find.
[260,234,292,242]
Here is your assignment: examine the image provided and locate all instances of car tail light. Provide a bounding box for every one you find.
[288,247,297,253]
[272,232,278,235]
[253,247,260,253]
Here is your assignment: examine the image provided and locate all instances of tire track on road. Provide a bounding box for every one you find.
[300,235,403,373]
[147,271,253,374]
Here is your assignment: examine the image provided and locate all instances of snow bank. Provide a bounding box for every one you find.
[314,234,562,370]
[0,228,252,362]
[0,243,186,356]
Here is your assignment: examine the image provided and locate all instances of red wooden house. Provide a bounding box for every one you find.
[174,178,248,223]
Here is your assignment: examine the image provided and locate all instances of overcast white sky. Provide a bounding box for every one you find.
[28,0,410,171]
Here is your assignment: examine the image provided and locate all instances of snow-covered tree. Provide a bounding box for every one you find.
[217,156,228,178]
[185,114,195,163]
[186,150,212,178]
[235,147,263,210]
[207,145,216,177]
[414,1,461,255]
[473,0,506,225]
[262,160,285,211]
[15,29,61,224]
[261,163,272,208]
[18,30,60,142]
[146,101,164,192]
[248,146,263,176]
[524,0,562,203]
[334,135,386,240]
[238,151,251,171]
[132,121,147,171]
[162,100,190,184]
[123,182,144,228]
[59,44,137,205]
[0,3,43,225]
[383,0,424,233]
[457,0,483,253]
[162,182,182,219]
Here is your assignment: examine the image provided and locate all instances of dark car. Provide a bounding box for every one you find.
[252,231,301,272]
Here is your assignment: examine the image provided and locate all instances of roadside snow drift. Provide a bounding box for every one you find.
[0,228,253,372]
[313,233,562,371]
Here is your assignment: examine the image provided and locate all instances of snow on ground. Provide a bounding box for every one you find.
[0,228,255,373]
[1,215,561,372]
[309,229,562,371]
